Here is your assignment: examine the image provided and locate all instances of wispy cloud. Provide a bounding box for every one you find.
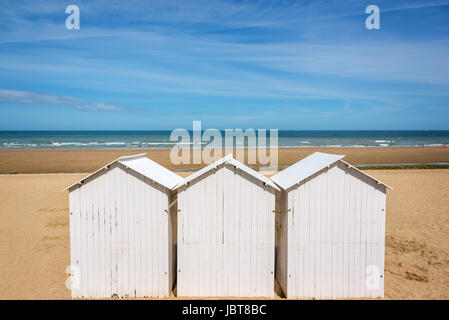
[0,89,124,111]
[383,1,449,12]
[74,102,124,111]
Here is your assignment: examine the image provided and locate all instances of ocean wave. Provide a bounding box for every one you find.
[1,141,213,147]
[144,142,176,145]
[51,142,87,146]
[2,142,38,147]
[104,142,127,145]
[424,143,444,147]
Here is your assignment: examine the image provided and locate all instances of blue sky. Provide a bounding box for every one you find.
[0,0,449,130]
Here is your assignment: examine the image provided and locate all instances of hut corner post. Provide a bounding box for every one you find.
[275,189,289,298]
[168,189,178,294]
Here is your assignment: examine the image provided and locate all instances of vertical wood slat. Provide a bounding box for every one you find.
[110,166,118,296]
[103,169,111,297]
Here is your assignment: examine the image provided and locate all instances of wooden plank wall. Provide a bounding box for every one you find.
[279,161,386,299]
[69,163,173,298]
[177,163,275,297]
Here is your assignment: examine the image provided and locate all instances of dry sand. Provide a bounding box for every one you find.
[0,169,448,299]
[1,147,449,174]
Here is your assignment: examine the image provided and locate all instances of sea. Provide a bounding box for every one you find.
[0,130,448,149]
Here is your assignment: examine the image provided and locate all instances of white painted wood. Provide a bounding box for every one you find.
[177,161,276,298]
[274,157,388,299]
[80,180,87,298]
[67,158,177,298]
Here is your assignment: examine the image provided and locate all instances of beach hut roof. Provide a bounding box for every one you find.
[64,153,183,191]
[271,152,393,190]
[173,153,280,191]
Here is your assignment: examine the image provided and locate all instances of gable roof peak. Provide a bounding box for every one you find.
[64,153,183,191]
[271,152,392,190]
[173,153,279,191]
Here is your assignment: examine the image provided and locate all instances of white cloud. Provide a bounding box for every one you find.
[0,89,125,111]
[75,102,124,111]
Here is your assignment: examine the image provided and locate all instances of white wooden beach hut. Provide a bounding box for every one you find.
[271,152,392,299]
[174,154,280,297]
[64,153,183,298]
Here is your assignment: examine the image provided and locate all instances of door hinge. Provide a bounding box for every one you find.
[272,208,291,214]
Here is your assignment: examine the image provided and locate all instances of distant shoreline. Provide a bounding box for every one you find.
[1,144,449,150]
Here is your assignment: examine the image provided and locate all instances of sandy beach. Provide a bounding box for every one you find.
[1,147,449,174]
[0,148,448,299]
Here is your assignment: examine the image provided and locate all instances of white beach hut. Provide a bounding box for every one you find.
[271,152,392,299]
[174,154,280,297]
[64,153,183,298]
